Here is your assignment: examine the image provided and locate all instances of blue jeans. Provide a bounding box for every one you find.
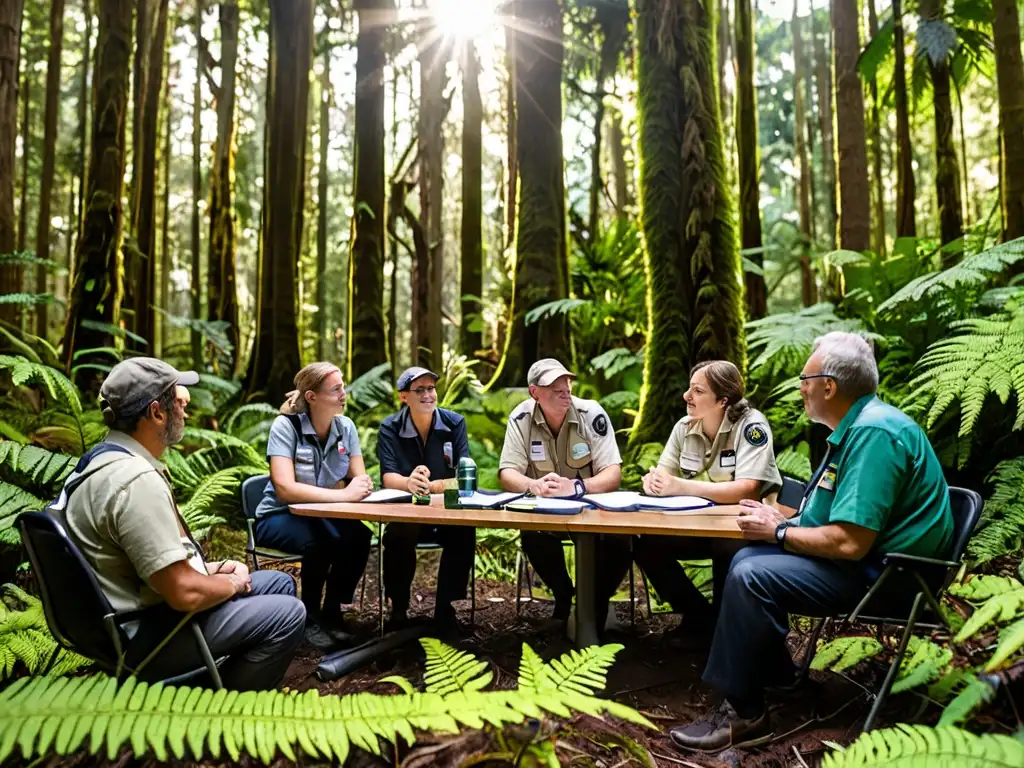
[255,513,372,615]
[702,544,873,704]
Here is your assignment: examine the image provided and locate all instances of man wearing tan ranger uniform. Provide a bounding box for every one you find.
[498,359,631,624]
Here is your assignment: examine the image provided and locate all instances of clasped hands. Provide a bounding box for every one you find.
[338,473,374,501]
[735,498,787,541]
[407,465,433,496]
[527,473,577,498]
[642,466,683,497]
[211,559,252,595]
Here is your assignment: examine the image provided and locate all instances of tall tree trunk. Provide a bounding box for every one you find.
[919,0,963,263]
[867,0,886,256]
[460,42,482,358]
[75,0,92,245]
[735,0,765,318]
[499,0,569,385]
[130,0,150,224]
[158,62,172,356]
[62,0,132,387]
[793,9,816,306]
[130,0,167,349]
[208,0,239,368]
[17,71,29,256]
[831,0,871,252]
[811,1,836,248]
[504,23,516,254]
[717,0,731,141]
[608,107,629,219]
[893,0,915,237]
[0,0,26,325]
[992,0,1024,242]
[316,14,330,361]
[630,0,745,448]
[190,0,204,364]
[34,0,67,339]
[346,0,388,380]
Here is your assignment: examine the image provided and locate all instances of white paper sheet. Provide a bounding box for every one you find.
[457,491,525,508]
[362,489,414,503]
[505,497,590,512]
[582,491,713,511]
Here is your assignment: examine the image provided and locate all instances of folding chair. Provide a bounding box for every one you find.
[798,486,983,732]
[241,474,303,571]
[777,475,807,517]
[17,512,226,689]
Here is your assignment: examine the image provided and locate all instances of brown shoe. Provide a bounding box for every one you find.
[669,700,772,753]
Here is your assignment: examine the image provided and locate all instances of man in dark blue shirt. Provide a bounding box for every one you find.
[377,367,475,630]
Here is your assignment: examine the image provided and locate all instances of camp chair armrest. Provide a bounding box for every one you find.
[881,552,959,569]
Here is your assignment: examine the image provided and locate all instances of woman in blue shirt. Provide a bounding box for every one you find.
[254,362,373,649]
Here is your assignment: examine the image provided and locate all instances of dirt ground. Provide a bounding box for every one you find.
[274,551,895,768]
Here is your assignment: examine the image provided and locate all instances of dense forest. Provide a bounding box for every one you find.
[2,0,1024,764]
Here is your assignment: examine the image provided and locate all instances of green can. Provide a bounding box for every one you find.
[457,457,478,495]
[413,492,432,505]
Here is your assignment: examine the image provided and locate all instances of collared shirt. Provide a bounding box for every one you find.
[498,396,620,480]
[255,412,362,518]
[799,395,954,558]
[377,406,470,481]
[60,431,204,614]
[658,408,782,498]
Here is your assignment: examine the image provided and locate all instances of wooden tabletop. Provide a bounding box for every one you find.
[290,495,745,539]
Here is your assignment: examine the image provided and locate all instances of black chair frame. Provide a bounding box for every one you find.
[797,486,983,732]
[17,512,225,690]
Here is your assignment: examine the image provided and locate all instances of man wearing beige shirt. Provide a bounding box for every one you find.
[58,358,305,690]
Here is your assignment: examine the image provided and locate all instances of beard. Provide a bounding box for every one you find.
[160,409,185,446]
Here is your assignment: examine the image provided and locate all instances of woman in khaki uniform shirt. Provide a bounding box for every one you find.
[633,360,782,647]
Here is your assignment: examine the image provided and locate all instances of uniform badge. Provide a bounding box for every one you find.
[720,449,736,468]
[818,464,837,491]
[571,442,590,460]
[443,441,453,468]
[744,423,769,447]
[593,414,608,436]
[530,441,547,461]
[338,443,347,455]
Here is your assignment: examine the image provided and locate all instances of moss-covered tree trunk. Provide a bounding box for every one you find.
[831,0,870,252]
[499,0,569,386]
[894,0,916,237]
[346,0,388,379]
[992,0,1024,242]
[33,0,66,339]
[630,0,745,448]
[608,108,629,219]
[866,0,886,257]
[811,2,836,248]
[130,0,149,219]
[460,42,482,358]
[207,0,239,370]
[190,0,205,365]
[158,62,172,356]
[62,0,132,388]
[0,0,25,326]
[792,9,816,306]
[74,0,91,245]
[315,16,330,361]
[17,68,30,258]
[735,0,764,318]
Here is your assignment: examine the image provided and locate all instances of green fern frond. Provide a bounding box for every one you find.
[891,637,954,694]
[542,644,624,697]
[0,355,83,418]
[7,444,77,490]
[421,638,492,694]
[810,636,884,673]
[984,618,1024,671]
[516,643,552,692]
[948,575,1024,601]
[0,482,46,546]
[937,674,999,727]
[0,584,89,681]
[954,586,1024,643]
[776,447,812,482]
[180,429,266,467]
[822,724,1024,766]
[222,403,280,436]
[966,459,1024,565]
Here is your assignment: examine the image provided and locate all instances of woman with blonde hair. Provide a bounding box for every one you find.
[253,362,373,649]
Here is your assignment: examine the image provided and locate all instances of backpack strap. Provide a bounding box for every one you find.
[47,443,135,513]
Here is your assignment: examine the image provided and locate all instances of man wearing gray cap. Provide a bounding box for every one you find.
[377,366,475,630]
[498,359,631,624]
[56,357,306,690]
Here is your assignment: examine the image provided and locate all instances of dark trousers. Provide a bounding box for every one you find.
[128,570,306,691]
[255,512,372,616]
[632,535,746,618]
[382,523,476,615]
[520,530,633,611]
[702,544,873,705]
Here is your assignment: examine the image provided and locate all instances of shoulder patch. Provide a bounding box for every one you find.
[744,423,769,447]
[592,414,609,437]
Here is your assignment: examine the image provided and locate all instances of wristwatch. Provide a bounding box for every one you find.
[573,479,587,498]
[775,521,790,545]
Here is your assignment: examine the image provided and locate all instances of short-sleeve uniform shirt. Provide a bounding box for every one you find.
[499,396,620,480]
[799,395,953,558]
[376,407,470,481]
[658,408,782,498]
[255,412,362,518]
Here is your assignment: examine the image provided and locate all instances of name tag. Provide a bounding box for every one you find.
[720,450,736,468]
[818,465,837,492]
[530,441,547,461]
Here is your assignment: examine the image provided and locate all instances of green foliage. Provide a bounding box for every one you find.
[421,637,493,694]
[345,362,395,414]
[0,641,652,764]
[0,355,83,419]
[0,442,77,493]
[810,636,884,673]
[821,724,1024,767]
[953,579,1024,642]
[891,637,954,694]
[517,643,623,697]
[985,617,1024,670]
[948,574,1024,600]
[0,584,89,681]
[0,483,45,546]
[776,444,811,481]
[936,674,999,727]
[966,459,1024,565]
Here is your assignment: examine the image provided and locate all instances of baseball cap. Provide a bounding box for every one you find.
[396,366,439,392]
[99,357,199,425]
[527,358,575,387]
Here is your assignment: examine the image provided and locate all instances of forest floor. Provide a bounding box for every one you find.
[273,550,889,768]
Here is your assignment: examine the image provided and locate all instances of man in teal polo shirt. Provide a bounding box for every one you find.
[670,332,953,753]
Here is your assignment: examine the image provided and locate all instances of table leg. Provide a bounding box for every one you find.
[574,532,599,647]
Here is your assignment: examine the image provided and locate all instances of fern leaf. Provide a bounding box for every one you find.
[810,636,884,673]
[890,637,953,694]
[954,587,1024,643]
[0,355,82,417]
[543,644,623,696]
[421,638,492,694]
[966,459,1024,565]
[949,575,1024,601]
[822,723,1024,767]
[984,618,1024,671]
[516,642,553,692]
[937,674,998,727]
[0,482,45,545]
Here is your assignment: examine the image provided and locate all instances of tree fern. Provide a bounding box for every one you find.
[0,443,77,492]
[822,724,1024,767]
[810,637,884,673]
[421,638,493,694]
[776,446,812,481]
[905,305,1024,445]
[179,428,266,468]
[0,584,88,681]
[0,355,83,419]
[222,403,280,437]
[966,459,1024,565]
[948,575,1024,601]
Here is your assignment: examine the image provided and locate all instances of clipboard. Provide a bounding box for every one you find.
[505,497,590,515]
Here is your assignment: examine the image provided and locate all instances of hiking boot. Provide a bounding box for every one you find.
[304,621,341,652]
[669,700,772,753]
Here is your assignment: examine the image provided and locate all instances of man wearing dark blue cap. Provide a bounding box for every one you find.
[377,367,475,630]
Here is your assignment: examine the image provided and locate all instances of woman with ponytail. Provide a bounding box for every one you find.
[634,360,783,648]
[253,363,373,650]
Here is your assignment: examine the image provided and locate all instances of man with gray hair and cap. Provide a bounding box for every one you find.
[498,359,632,625]
[669,333,954,753]
[56,358,306,690]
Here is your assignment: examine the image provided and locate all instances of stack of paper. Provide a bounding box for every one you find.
[582,491,713,512]
[505,498,590,514]
[457,491,525,509]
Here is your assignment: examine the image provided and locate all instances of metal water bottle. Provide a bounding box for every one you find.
[457,457,477,496]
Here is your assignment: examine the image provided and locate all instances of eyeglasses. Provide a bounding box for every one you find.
[798,373,835,382]
[411,385,437,396]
